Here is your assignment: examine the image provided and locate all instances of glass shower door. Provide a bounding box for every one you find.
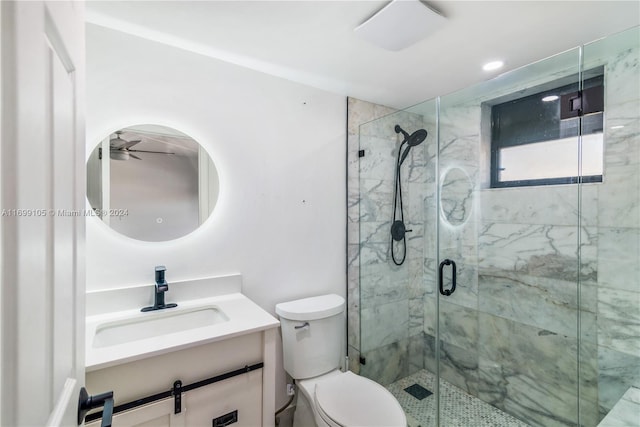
[434,47,586,426]
[358,112,411,386]
[580,26,640,426]
[353,26,639,427]
[358,102,438,426]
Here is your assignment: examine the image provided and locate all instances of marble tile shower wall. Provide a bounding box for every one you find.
[474,44,638,427]
[591,42,640,420]
[433,117,602,426]
[347,98,398,376]
[421,43,638,427]
[347,35,638,427]
[347,98,435,384]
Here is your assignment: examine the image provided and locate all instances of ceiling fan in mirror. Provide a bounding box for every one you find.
[109,131,175,161]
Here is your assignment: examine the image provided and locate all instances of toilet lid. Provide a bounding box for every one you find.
[314,371,406,427]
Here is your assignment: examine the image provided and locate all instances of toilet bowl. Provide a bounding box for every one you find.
[275,294,406,427]
[298,370,406,427]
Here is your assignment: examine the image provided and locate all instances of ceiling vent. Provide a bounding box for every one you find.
[354,0,446,51]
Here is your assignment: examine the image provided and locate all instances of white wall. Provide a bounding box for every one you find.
[86,23,346,304]
[86,23,346,409]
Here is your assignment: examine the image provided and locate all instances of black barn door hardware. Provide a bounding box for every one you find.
[85,362,263,423]
[78,387,114,427]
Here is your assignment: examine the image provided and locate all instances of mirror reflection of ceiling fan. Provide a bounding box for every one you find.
[109,131,175,161]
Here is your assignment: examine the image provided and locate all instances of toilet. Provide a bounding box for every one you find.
[275,294,406,427]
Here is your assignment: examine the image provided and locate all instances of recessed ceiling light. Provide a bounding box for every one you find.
[483,61,504,71]
[542,95,559,102]
[611,125,625,129]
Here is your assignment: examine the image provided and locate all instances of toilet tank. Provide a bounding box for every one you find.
[275,294,345,380]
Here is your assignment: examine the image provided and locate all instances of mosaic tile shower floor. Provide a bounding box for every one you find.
[387,370,530,427]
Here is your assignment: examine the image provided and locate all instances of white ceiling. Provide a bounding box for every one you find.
[86,0,640,109]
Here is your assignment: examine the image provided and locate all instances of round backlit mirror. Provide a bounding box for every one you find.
[86,124,219,242]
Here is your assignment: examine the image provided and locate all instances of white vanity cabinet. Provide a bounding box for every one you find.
[87,370,262,427]
[86,332,273,427]
[84,276,280,427]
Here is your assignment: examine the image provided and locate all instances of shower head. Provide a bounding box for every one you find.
[395,125,427,147]
[407,128,427,146]
[395,125,428,165]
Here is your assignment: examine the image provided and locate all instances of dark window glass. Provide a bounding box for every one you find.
[490,70,604,188]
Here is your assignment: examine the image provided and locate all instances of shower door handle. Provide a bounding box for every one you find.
[438,259,457,296]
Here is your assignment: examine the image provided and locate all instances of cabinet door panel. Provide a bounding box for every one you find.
[86,370,262,427]
[185,370,263,426]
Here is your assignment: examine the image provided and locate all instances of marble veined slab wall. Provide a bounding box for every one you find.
[586,34,640,421]
[359,106,432,385]
[427,34,639,427]
[347,97,398,376]
[347,97,436,385]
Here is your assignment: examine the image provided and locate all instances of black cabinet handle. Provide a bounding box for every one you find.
[78,387,114,427]
[439,259,457,296]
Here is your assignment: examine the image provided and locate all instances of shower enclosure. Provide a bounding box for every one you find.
[349,26,639,426]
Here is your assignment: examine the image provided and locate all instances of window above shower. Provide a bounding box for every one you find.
[488,67,604,188]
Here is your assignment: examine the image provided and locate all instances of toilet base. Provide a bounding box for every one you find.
[293,391,322,427]
[292,370,343,427]
[291,370,406,427]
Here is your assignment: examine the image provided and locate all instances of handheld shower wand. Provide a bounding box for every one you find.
[391,125,427,266]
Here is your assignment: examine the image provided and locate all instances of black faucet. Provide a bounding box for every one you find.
[141,266,178,312]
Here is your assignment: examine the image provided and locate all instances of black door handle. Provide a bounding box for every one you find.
[78,387,114,427]
[439,259,457,296]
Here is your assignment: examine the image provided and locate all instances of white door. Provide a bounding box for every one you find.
[1,1,87,426]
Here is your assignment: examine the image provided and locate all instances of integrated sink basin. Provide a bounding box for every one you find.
[93,306,229,348]
[85,278,281,372]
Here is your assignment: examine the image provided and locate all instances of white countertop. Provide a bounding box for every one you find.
[86,292,279,372]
